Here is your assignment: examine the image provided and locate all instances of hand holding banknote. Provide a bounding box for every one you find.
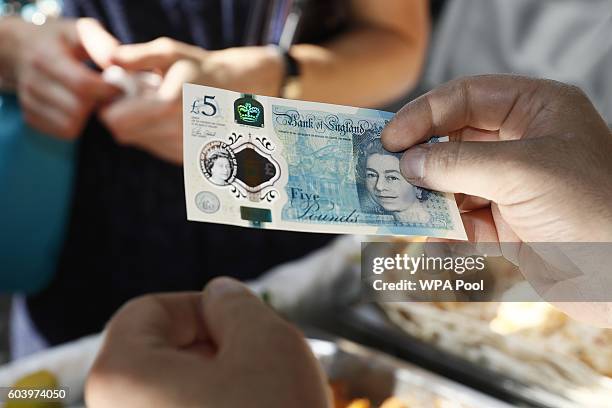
[382,74,612,325]
[86,278,329,408]
[383,74,612,243]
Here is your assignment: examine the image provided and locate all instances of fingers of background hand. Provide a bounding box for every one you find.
[19,90,86,139]
[100,96,177,135]
[105,292,208,349]
[133,123,182,162]
[382,74,544,152]
[201,278,301,352]
[400,139,527,202]
[22,109,79,139]
[76,18,120,69]
[35,49,118,100]
[111,37,200,71]
[158,59,201,100]
[107,119,182,164]
[22,71,85,116]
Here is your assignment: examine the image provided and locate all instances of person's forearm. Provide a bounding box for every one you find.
[290,25,428,107]
[0,17,25,90]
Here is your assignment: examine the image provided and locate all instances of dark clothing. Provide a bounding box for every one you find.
[27,0,342,345]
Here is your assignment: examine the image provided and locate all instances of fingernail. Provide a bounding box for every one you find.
[205,277,245,301]
[401,145,429,181]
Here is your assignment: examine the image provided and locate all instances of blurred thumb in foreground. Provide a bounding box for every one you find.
[86,277,330,408]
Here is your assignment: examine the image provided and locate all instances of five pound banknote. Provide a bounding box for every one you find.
[183,84,467,240]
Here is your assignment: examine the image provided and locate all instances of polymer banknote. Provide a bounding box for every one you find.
[183,84,467,239]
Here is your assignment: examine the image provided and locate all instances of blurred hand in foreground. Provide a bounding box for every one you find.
[1,18,119,138]
[382,75,612,326]
[86,277,330,408]
[99,38,283,164]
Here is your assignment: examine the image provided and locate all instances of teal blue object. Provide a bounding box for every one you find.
[0,93,76,293]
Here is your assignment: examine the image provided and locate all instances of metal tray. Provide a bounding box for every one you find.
[309,336,514,407]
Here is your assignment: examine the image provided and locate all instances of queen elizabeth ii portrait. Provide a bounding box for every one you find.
[356,136,431,224]
[200,141,237,187]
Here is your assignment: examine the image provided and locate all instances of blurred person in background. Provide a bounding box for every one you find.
[0,0,429,356]
[87,73,612,407]
[426,0,612,122]
[0,8,123,358]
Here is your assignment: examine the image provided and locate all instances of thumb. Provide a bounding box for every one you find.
[400,140,526,202]
[75,18,120,69]
[201,278,287,350]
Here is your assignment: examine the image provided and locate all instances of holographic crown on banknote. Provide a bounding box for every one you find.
[234,95,265,127]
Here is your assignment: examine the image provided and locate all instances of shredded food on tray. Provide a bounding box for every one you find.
[382,301,612,401]
[374,240,612,404]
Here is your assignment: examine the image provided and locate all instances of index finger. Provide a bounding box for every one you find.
[111,37,203,71]
[38,53,120,100]
[381,74,544,152]
[76,18,121,70]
